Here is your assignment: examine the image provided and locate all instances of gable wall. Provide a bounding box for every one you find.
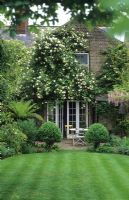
[75,24,117,74]
[1,25,117,74]
[89,28,114,74]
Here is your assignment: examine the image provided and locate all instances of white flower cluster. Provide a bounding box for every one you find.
[20,26,96,102]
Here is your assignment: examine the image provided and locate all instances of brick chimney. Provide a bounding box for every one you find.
[16,20,28,34]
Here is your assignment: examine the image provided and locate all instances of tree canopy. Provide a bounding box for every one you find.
[0,0,113,34]
[100,0,129,36]
[0,0,129,35]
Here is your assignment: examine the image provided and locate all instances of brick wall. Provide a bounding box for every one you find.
[16,21,28,34]
[89,28,116,74]
[74,24,117,74]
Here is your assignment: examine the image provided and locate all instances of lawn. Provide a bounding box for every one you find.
[1,151,129,200]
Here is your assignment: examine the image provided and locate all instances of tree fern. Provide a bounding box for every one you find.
[9,100,43,121]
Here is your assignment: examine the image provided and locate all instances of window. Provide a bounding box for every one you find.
[75,53,89,69]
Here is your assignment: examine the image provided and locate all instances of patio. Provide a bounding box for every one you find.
[58,139,86,150]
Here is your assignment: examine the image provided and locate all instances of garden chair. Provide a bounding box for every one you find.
[72,128,87,146]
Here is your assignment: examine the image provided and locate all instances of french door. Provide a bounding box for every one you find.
[47,102,64,137]
[66,101,88,138]
[47,101,88,138]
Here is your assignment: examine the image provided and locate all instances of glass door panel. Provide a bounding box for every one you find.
[66,101,88,138]
[58,103,64,134]
[47,102,63,137]
[47,102,56,122]
[66,101,77,138]
[69,101,76,128]
[79,102,86,128]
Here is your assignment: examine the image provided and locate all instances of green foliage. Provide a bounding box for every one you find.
[0,75,8,101]
[0,144,15,159]
[0,40,8,72]
[0,40,29,72]
[53,26,88,52]
[98,44,128,94]
[38,121,61,151]
[116,119,129,136]
[109,64,129,102]
[96,101,120,132]
[124,119,129,135]
[21,144,37,154]
[0,1,114,35]
[9,100,37,118]
[1,0,129,37]
[96,135,129,155]
[0,123,27,154]
[109,135,122,146]
[100,0,129,36]
[0,102,13,126]
[9,100,43,121]
[96,145,117,154]
[18,119,39,143]
[21,27,97,102]
[110,135,129,147]
[85,123,109,149]
[96,101,119,119]
[119,64,129,93]
[0,39,31,102]
[117,146,129,155]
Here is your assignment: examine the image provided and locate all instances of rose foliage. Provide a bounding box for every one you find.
[20,26,98,102]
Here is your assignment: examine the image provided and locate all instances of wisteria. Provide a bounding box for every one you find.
[108,90,129,105]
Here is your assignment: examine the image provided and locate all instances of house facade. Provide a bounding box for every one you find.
[42,24,117,138]
[1,22,118,138]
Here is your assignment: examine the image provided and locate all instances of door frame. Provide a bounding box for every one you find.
[47,101,64,138]
[47,100,89,138]
[66,100,88,138]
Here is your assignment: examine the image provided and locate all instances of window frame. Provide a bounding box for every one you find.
[75,53,89,71]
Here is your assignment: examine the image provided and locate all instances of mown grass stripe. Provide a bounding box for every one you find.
[100,154,129,199]
[0,154,48,200]
[90,153,123,200]
[50,151,81,200]
[1,152,129,200]
[91,153,129,200]
[80,153,112,200]
[9,153,53,200]
[29,153,62,200]
[68,152,97,200]
[0,158,30,200]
